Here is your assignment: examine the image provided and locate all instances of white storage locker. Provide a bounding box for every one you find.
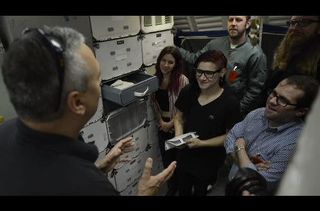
[141,30,174,66]
[131,126,149,158]
[118,154,146,195]
[90,16,141,41]
[146,96,156,121]
[147,120,159,144]
[80,120,109,153]
[140,16,174,33]
[112,158,139,192]
[94,35,143,80]
[133,156,145,178]
[120,178,139,196]
[97,148,107,162]
[120,184,136,196]
[105,100,147,145]
[107,170,117,190]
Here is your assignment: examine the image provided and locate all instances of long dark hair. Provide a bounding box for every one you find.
[155,46,184,95]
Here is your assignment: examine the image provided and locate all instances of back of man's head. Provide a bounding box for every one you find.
[225,167,268,196]
[1,26,88,122]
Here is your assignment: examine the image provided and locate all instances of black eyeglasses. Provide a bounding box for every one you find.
[194,68,222,80]
[286,19,320,28]
[268,90,298,107]
[22,28,65,111]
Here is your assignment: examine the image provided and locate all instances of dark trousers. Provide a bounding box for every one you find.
[177,168,209,196]
[158,130,178,194]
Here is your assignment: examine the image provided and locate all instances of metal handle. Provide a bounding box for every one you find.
[134,86,149,97]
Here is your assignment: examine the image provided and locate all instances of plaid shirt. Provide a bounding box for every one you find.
[225,108,304,182]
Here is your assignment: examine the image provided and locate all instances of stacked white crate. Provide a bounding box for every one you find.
[139,16,175,174]
[140,16,174,33]
[106,126,151,195]
[104,100,153,195]
[90,16,141,40]
[80,97,109,153]
[146,96,162,168]
[90,16,171,195]
[91,16,143,81]
[140,16,175,66]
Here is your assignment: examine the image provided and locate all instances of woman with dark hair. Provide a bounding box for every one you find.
[152,46,189,195]
[174,50,241,196]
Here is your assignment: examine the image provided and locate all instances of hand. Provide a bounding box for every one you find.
[95,136,134,173]
[235,138,246,149]
[186,138,202,149]
[255,161,270,171]
[159,119,173,133]
[242,190,255,196]
[137,158,177,196]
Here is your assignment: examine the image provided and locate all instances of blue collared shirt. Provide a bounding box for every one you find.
[225,108,304,182]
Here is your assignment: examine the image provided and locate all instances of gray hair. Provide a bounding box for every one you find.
[1,26,89,121]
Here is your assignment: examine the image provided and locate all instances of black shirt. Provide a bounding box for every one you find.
[0,118,119,195]
[175,85,241,181]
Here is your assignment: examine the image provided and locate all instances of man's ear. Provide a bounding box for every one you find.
[66,91,86,115]
[246,19,252,30]
[295,107,308,119]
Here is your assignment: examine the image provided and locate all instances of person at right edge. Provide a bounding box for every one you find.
[177,16,268,118]
[224,75,319,194]
[259,16,320,106]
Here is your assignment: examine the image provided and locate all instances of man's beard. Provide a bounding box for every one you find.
[272,27,319,72]
[283,30,311,53]
[229,28,245,40]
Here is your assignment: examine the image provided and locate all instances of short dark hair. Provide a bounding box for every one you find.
[282,75,319,109]
[190,50,227,92]
[225,168,268,196]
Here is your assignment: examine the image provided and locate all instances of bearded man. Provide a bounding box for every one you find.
[270,16,320,89]
[177,16,267,118]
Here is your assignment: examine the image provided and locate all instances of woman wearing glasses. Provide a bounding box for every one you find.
[174,50,241,195]
[152,46,189,196]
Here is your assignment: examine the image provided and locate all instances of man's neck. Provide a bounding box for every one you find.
[268,119,296,128]
[21,117,81,140]
[229,35,247,46]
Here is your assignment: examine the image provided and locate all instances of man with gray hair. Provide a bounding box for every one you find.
[0,26,176,195]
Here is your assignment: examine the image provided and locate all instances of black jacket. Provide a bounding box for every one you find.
[0,118,118,195]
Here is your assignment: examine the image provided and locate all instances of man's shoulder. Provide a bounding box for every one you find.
[245,107,266,120]
[0,118,18,143]
[246,42,266,57]
[0,118,17,130]
[206,36,229,47]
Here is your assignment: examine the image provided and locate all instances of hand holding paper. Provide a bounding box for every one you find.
[165,132,198,151]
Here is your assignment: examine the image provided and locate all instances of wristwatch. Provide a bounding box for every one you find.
[235,145,245,152]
